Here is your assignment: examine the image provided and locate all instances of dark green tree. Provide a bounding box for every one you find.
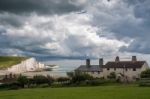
[33,75,54,86]
[57,77,70,84]
[67,72,74,78]
[47,75,54,86]
[107,72,116,79]
[71,73,93,83]
[17,75,28,88]
[141,69,150,78]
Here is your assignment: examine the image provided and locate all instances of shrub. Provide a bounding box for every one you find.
[8,82,20,90]
[0,83,9,89]
[47,75,54,86]
[33,75,54,86]
[71,73,93,84]
[139,69,150,87]
[107,72,116,79]
[0,82,20,90]
[141,69,150,78]
[27,78,35,87]
[57,77,70,84]
[17,75,28,88]
[33,75,48,86]
[67,72,74,78]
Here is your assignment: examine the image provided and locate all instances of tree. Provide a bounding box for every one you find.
[33,75,48,86]
[71,73,93,83]
[141,69,150,78]
[139,69,150,86]
[33,75,54,86]
[107,72,116,79]
[47,75,54,86]
[57,77,70,84]
[67,72,74,78]
[17,75,28,88]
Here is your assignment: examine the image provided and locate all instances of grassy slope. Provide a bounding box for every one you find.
[0,85,150,99]
[0,56,28,69]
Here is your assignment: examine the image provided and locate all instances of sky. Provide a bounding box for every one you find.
[0,0,150,62]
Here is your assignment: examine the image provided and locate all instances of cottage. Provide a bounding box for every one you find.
[75,56,149,81]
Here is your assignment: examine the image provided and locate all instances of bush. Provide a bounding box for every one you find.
[141,69,150,78]
[0,82,20,90]
[47,75,54,86]
[67,72,74,78]
[57,77,70,84]
[139,69,150,87]
[107,72,116,79]
[8,82,20,90]
[0,83,9,89]
[33,75,48,86]
[17,75,28,88]
[33,75,54,86]
[71,73,93,84]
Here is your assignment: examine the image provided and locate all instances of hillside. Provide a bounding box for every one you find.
[0,56,28,69]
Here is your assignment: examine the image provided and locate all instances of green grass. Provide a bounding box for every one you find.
[0,85,150,99]
[0,56,28,69]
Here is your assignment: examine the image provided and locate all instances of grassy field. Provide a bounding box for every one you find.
[0,56,28,69]
[0,85,150,99]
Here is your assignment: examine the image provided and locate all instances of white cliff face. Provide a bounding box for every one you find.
[7,58,45,73]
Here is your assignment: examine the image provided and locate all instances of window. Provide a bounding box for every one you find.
[114,68,116,71]
[98,71,100,74]
[133,68,136,71]
[125,68,128,71]
[107,68,110,70]
[92,71,94,74]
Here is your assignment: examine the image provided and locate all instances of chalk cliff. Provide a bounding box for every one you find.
[7,58,45,73]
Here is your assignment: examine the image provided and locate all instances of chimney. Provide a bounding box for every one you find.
[115,56,120,62]
[86,59,90,67]
[99,58,103,66]
[132,56,137,62]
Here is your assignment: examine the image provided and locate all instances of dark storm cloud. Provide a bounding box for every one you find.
[0,0,84,15]
[0,13,26,27]
[117,0,150,54]
[120,38,150,54]
[91,0,150,54]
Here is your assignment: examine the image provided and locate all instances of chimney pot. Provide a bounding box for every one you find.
[115,56,120,62]
[86,59,90,67]
[132,56,137,62]
[99,58,103,66]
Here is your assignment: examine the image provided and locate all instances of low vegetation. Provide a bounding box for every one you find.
[0,69,150,90]
[0,56,28,69]
[139,69,150,86]
[0,72,119,90]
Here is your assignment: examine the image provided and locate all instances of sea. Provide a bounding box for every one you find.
[22,59,100,78]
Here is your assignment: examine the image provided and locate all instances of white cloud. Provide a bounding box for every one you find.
[0,12,128,58]
[0,0,150,62]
